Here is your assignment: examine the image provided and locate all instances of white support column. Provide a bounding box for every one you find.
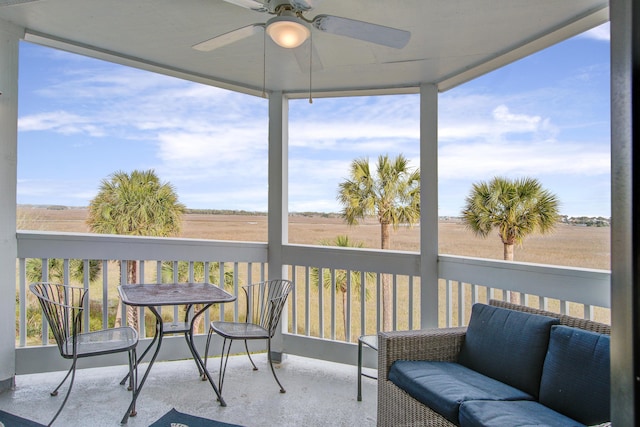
[610,0,638,422]
[420,83,439,329]
[267,91,288,362]
[0,20,21,393]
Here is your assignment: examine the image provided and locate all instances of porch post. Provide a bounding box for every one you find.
[419,83,439,329]
[267,91,288,362]
[0,20,21,393]
[610,0,639,422]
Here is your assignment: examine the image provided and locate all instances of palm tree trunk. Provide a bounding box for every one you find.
[381,222,393,331]
[503,243,514,261]
[503,243,520,304]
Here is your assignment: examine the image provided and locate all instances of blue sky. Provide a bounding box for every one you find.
[17,23,610,217]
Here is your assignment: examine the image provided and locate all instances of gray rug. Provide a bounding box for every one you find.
[149,408,243,427]
[0,410,46,427]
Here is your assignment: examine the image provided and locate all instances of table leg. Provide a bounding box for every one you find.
[357,338,363,401]
[119,318,161,387]
[182,304,204,377]
[121,307,164,424]
[187,303,227,406]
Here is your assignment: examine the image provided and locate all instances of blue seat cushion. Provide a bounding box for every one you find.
[389,361,533,423]
[539,325,610,425]
[458,400,586,427]
[458,303,559,397]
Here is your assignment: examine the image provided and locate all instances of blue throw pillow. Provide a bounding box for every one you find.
[458,303,559,398]
[539,325,610,425]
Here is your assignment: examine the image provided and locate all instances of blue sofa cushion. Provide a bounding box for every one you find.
[458,303,559,397]
[389,361,533,423]
[539,325,610,425]
[458,400,586,427]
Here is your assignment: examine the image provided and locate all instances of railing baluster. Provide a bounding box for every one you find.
[392,274,398,331]
[233,262,240,322]
[173,261,179,321]
[585,304,593,320]
[204,261,211,329]
[120,260,127,327]
[83,259,89,333]
[102,260,108,329]
[318,267,324,339]
[446,279,453,327]
[408,275,414,330]
[305,266,311,336]
[345,270,351,342]
[375,274,381,332]
[360,270,366,336]
[560,300,568,315]
[219,261,226,321]
[139,261,146,337]
[330,268,336,341]
[290,265,296,335]
[19,258,26,347]
[457,281,463,327]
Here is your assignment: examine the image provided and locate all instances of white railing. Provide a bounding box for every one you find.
[15,231,611,373]
[437,255,611,326]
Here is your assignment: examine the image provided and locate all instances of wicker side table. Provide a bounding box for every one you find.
[357,334,378,401]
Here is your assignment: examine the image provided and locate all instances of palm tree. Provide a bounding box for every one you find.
[337,154,420,331]
[26,258,101,285]
[461,176,560,303]
[310,235,374,340]
[86,169,185,329]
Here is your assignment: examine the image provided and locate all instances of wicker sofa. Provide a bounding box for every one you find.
[377,300,611,427]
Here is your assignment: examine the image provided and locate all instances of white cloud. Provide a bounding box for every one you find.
[439,139,609,180]
[19,111,106,137]
[579,22,610,42]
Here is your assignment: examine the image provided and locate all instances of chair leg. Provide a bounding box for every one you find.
[244,340,258,371]
[218,338,233,395]
[50,363,74,397]
[48,356,78,426]
[267,338,286,394]
[127,347,138,417]
[202,326,214,380]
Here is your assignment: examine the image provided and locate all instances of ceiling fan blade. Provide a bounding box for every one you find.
[221,0,268,12]
[294,42,323,72]
[312,15,410,49]
[192,24,265,52]
[0,0,40,6]
[290,0,324,12]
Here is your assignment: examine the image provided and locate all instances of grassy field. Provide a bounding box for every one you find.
[18,206,610,270]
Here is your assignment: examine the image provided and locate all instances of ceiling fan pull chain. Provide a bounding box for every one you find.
[308,31,313,104]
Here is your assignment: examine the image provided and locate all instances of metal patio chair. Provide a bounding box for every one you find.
[203,279,293,396]
[30,282,139,426]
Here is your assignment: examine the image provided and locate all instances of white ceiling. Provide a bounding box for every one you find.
[0,0,608,97]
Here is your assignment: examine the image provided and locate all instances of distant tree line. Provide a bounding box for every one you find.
[561,216,610,227]
[185,208,267,216]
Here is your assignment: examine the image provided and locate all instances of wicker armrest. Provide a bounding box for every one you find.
[378,327,467,378]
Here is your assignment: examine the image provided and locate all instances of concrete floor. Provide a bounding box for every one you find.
[0,354,377,427]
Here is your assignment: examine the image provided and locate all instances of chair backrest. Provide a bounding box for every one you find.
[29,282,87,357]
[242,279,293,337]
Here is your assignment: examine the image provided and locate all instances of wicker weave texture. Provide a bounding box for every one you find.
[377,300,611,426]
[488,299,611,335]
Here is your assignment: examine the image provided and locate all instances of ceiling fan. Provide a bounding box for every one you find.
[193,0,411,53]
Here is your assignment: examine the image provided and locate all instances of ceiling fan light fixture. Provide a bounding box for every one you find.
[266,15,310,48]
